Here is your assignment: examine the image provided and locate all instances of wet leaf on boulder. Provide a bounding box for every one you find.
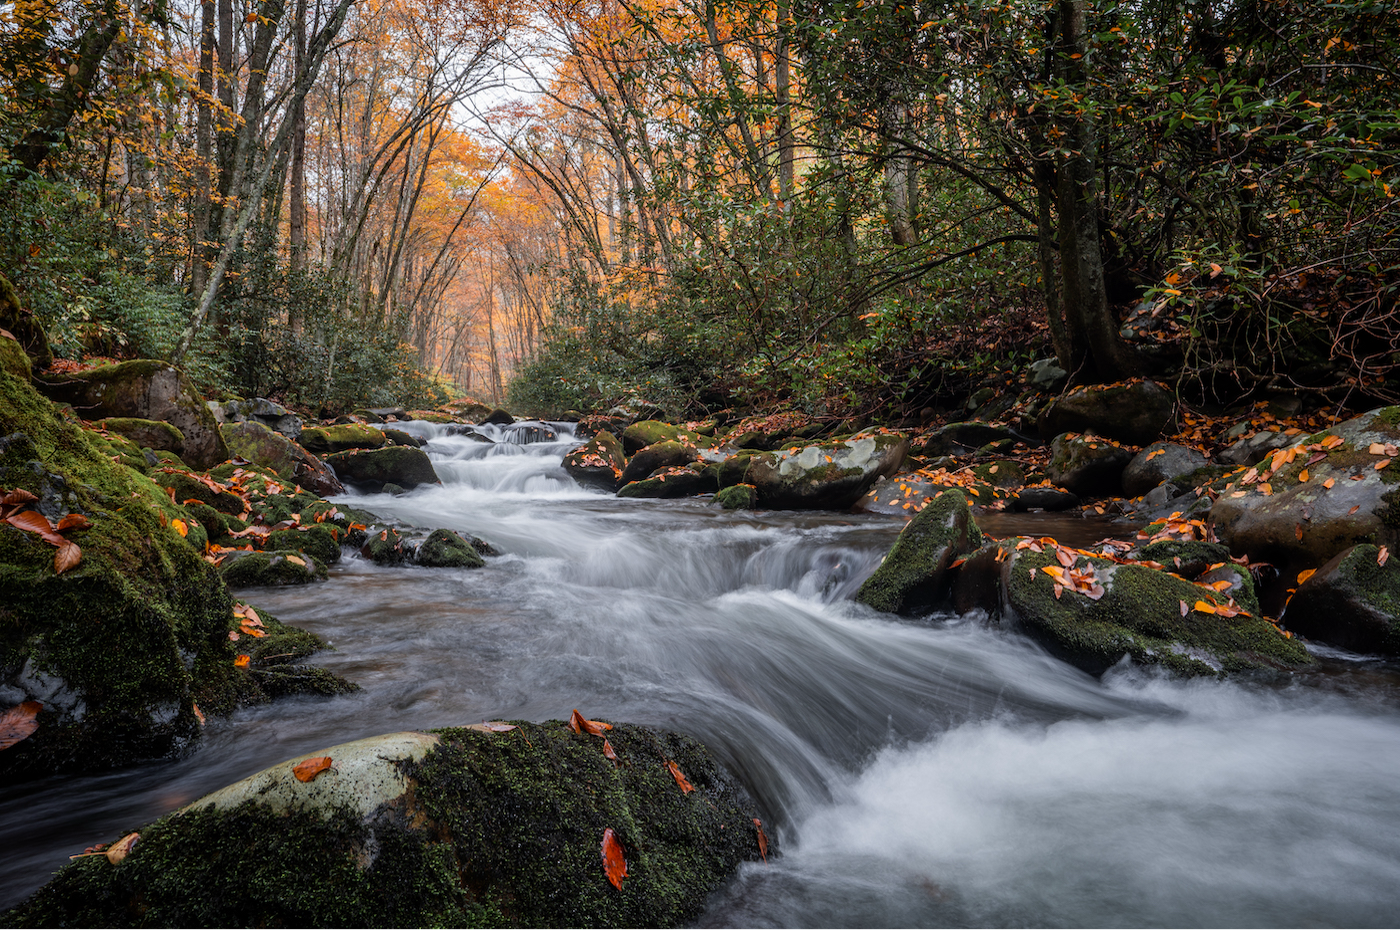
[666,760,694,793]
[106,832,139,865]
[569,709,612,736]
[5,510,65,545]
[293,756,333,782]
[53,539,81,574]
[601,828,627,889]
[753,818,769,862]
[56,513,92,532]
[0,700,42,751]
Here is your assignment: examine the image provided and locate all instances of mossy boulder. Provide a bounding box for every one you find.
[298,423,387,454]
[0,272,51,371]
[220,550,328,587]
[34,360,228,469]
[856,490,983,615]
[1135,539,1231,579]
[1209,407,1400,573]
[96,417,184,455]
[745,431,908,510]
[714,484,758,510]
[220,421,343,497]
[617,464,715,499]
[1000,544,1313,677]
[1121,442,1208,497]
[563,430,626,492]
[360,527,410,565]
[620,420,711,456]
[919,422,1015,457]
[0,369,245,781]
[0,330,31,381]
[3,721,767,927]
[382,428,423,447]
[265,526,341,567]
[1283,544,1400,655]
[415,529,484,568]
[1048,432,1135,497]
[325,446,440,493]
[1037,378,1177,446]
[619,440,700,486]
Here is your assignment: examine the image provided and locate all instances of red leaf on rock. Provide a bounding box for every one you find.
[53,540,81,574]
[293,756,333,782]
[753,818,769,863]
[666,760,694,793]
[1,488,38,509]
[602,738,618,761]
[569,709,612,736]
[601,828,627,889]
[0,700,41,751]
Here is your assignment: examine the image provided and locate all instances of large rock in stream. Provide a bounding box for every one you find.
[1037,379,1177,446]
[4,721,769,927]
[220,420,344,497]
[34,360,229,469]
[855,490,982,615]
[325,446,440,493]
[744,431,908,510]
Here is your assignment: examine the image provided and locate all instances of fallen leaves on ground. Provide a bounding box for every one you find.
[0,493,90,574]
[0,700,42,751]
[293,756,333,782]
[601,828,627,889]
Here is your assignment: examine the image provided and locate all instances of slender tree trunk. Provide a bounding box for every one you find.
[192,0,215,296]
[289,0,308,289]
[776,0,794,204]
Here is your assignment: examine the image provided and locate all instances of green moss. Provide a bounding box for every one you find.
[415,529,484,568]
[1136,540,1231,576]
[220,550,328,587]
[298,424,387,453]
[361,527,409,565]
[1004,547,1312,677]
[714,484,758,509]
[267,526,341,566]
[856,490,982,615]
[0,369,240,779]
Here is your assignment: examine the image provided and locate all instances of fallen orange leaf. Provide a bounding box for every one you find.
[170,518,188,537]
[667,760,694,793]
[602,738,618,762]
[293,756,333,782]
[1323,478,1335,489]
[285,555,306,567]
[53,540,81,574]
[753,818,769,863]
[601,828,627,889]
[1194,600,1218,615]
[1376,459,1391,471]
[6,510,65,546]
[55,513,92,532]
[0,700,42,751]
[1298,468,1309,483]
[1380,546,1390,568]
[1179,599,1189,617]
[1297,568,1316,585]
[106,832,139,865]
[234,654,250,668]
[569,709,612,736]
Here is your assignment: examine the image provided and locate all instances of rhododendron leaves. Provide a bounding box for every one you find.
[667,760,694,793]
[569,709,612,735]
[0,700,42,751]
[293,756,333,782]
[106,832,139,865]
[53,540,81,574]
[753,818,769,862]
[601,828,627,889]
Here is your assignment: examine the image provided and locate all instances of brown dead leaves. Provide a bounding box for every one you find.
[293,756,333,782]
[666,760,694,793]
[2,488,90,574]
[569,709,613,736]
[0,700,42,751]
[601,828,628,889]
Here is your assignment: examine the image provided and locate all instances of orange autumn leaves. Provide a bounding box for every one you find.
[293,756,334,782]
[0,700,42,751]
[2,487,90,574]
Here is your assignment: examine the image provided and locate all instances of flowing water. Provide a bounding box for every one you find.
[6,422,1400,925]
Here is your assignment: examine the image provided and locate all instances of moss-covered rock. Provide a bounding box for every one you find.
[33,359,228,469]
[918,422,1014,457]
[220,550,328,587]
[325,446,440,493]
[1283,544,1400,654]
[856,490,983,615]
[1135,540,1232,579]
[619,440,699,486]
[0,330,31,381]
[746,430,908,510]
[714,484,758,509]
[382,427,423,447]
[1209,407,1400,573]
[297,423,387,454]
[563,430,626,492]
[97,417,184,455]
[220,421,343,497]
[618,464,715,499]
[0,272,51,371]
[621,420,711,456]
[1037,378,1177,446]
[1000,544,1313,677]
[0,369,244,781]
[415,529,484,568]
[361,527,410,565]
[266,526,341,567]
[3,721,766,927]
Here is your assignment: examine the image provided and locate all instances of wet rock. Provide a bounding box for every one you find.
[1008,486,1081,512]
[951,543,1003,615]
[1037,379,1177,446]
[35,360,228,469]
[620,439,699,486]
[219,421,344,497]
[855,472,951,516]
[562,430,625,491]
[714,483,758,509]
[1217,429,1291,467]
[1283,544,1400,655]
[297,423,387,454]
[746,431,908,510]
[856,490,982,615]
[1048,433,1135,497]
[220,550,328,586]
[5,722,768,927]
[382,428,424,447]
[1135,540,1231,580]
[325,446,440,493]
[618,464,715,499]
[445,396,493,422]
[0,370,252,780]
[415,529,484,569]
[360,527,410,565]
[481,408,514,425]
[999,543,1313,677]
[1209,407,1400,571]
[621,420,711,456]
[1121,442,1208,498]
[211,397,303,437]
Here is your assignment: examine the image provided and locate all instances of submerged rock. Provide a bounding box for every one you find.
[5,721,769,927]
[856,490,982,615]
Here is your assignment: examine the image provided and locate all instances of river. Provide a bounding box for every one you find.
[5,421,1400,925]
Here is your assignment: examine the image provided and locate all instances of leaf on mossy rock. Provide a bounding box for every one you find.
[292,756,333,782]
[53,539,81,574]
[667,760,694,793]
[5,510,65,545]
[753,818,769,862]
[0,700,42,751]
[106,832,139,865]
[569,708,612,736]
[601,828,627,889]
